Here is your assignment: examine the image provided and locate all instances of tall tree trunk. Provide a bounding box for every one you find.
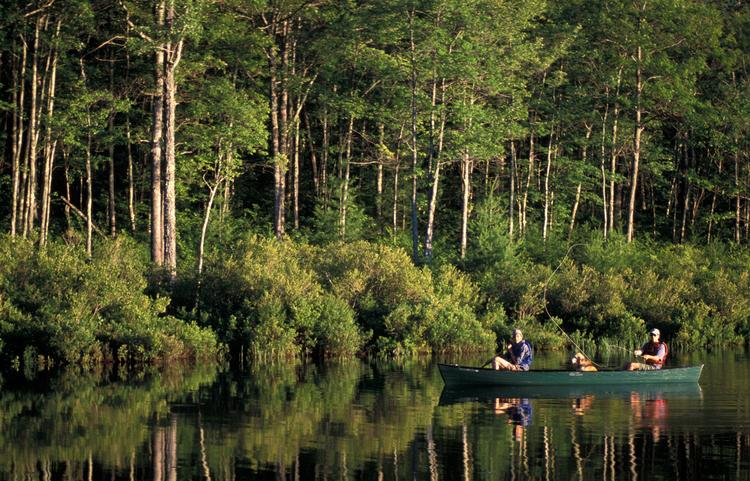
[126,13,136,233]
[543,127,554,241]
[39,21,60,247]
[735,146,741,244]
[269,20,285,238]
[376,123,384,221]
[570,126,593,240]
[707,157,721,243]
[293,111,300,229]
[86,127,93,257]
[509,141,516,239]
[197,176,221,296]
[424,159,441,262]
[609,66,623,237]
[321,106,329,204]
[627,37,643,243]
[339,116,354,239]
[392,124,404,233]
[108,55,116,237]
[24,16,44,238]
[522,132,535,236]
[11,38,28,238]
[163,2,183,281]
[151,0,165,265]
[63,149,71,230]
[460,150,472,260]
[600,85,610,237]
[304,112,319,197]
[424,88,447,262]
[409,9,419,262]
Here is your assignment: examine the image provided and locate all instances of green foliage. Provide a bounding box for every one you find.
[195,236,496,358]
[0,236,217,366]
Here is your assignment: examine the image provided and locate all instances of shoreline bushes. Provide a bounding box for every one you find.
[0,235,217,366]
[2,228,750,368]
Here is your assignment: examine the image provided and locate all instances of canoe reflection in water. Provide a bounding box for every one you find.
[630,391,669,441]
[492,398,532,441]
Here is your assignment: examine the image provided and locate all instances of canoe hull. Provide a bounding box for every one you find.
[438,363,704,387]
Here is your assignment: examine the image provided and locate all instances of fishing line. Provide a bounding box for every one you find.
[540,243,605,367]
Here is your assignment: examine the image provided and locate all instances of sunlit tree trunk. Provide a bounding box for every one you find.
[409,8,419,262]
[543,127,554,241]
[23,16,44,238]
[10,38,27,238]
[609,66,623,237]
[39,21,60,247]
[108,55,117,237]
[627,31,644,243]
[151,0,165,265]
[163,1,183,281]
[305,112,319,197]
[339,116,354,239]
[735,146,741,244]
[521,132,535,236]
[570,126,593,240]
[460,149,472,260]
[376,123,384,221]
[509,141,516,239]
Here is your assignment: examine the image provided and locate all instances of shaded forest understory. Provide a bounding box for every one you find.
[2,0,750,366]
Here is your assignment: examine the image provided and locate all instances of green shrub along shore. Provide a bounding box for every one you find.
[2,223,749,368]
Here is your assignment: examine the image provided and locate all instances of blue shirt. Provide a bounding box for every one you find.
[505,340,533,371]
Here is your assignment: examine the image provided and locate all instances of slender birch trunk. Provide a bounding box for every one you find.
[570,126,593,240]
[163,1,183,281]
[543,126,554,241]
[304,112,319,197]
[509,141,516,239]
[600,86,610,237]
[521,132,535,236]
[39,21,60,247]
[24,16,44,237]
[460,149,472,260]
[626,39,643,243]
[376,123,384,221]
[735,146,741,244]
[151,0,165,265]
[609,66,623,237]
[11,38,28,238]
[409,9,419,262]
[392,124,404,233]
[108,55,116,237]
[339,116,354,239]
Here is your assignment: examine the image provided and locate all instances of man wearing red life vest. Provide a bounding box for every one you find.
[626,328,667,371]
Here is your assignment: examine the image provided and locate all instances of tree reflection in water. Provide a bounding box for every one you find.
[0,359,747,481]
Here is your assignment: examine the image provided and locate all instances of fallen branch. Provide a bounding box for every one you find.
[59,196,105,237]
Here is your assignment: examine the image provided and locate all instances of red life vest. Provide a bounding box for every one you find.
[643,341,668,365]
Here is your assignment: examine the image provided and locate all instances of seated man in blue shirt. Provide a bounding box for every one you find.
[492,328,533,371]
[625,328,667,370]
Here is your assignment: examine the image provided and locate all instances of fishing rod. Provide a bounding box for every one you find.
[541,243,607,368]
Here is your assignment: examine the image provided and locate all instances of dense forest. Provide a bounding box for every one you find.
[1,0,750,366]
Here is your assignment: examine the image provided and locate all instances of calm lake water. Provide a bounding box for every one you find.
[0,349,749,481]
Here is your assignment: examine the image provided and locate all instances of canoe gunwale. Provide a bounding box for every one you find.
[438,363,704,387]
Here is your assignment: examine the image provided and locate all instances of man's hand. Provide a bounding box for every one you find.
[634,349,643,356]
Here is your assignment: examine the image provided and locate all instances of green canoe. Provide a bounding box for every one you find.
[438,363,704,387]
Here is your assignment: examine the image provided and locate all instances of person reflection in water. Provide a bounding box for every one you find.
[630,392,668,442]
[572,395,594,416]
[494,398,532,441]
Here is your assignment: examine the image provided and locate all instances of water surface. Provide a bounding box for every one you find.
[0,350,748,481]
